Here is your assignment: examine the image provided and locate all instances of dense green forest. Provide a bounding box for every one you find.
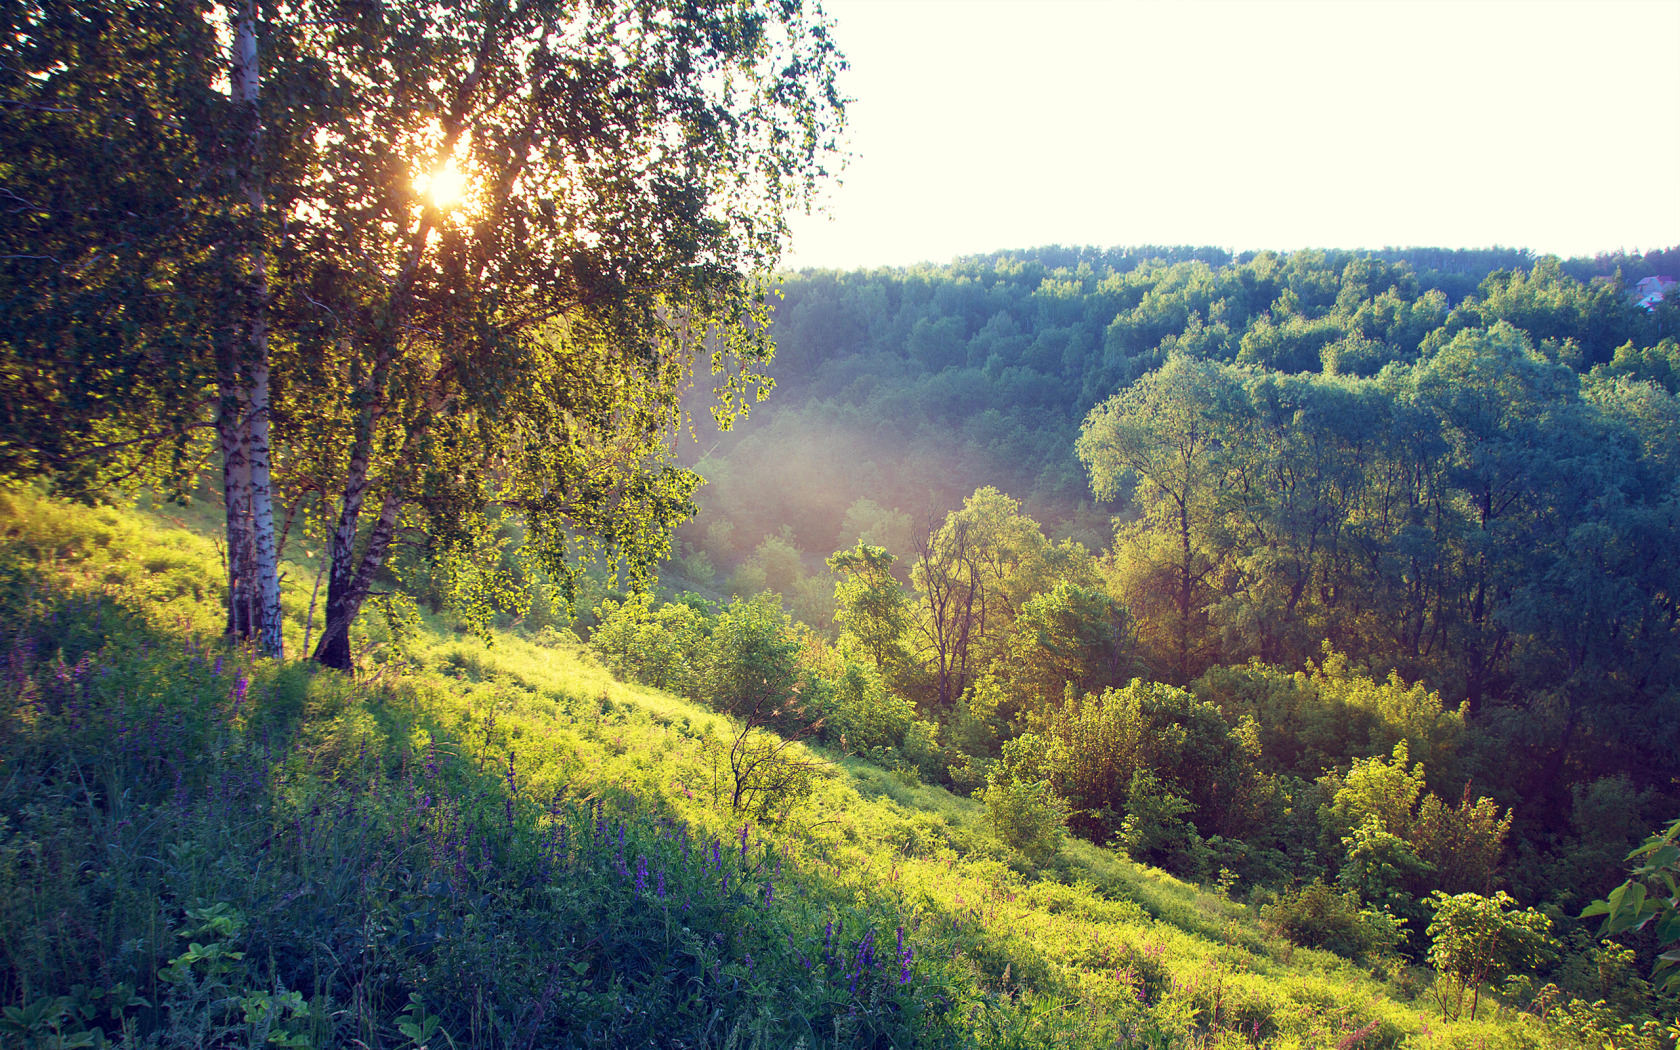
[682,246,1680,562]
[590,245,1680,1028]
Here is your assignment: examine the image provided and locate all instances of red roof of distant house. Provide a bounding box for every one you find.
[1634,276,1676,310]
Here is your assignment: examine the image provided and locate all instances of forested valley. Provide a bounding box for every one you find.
[578,244,1680,1021]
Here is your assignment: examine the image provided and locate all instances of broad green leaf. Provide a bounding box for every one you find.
[1655,910,1680,944]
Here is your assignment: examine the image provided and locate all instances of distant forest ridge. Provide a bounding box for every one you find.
[943,244,1680,292]
[678,244,1679,567]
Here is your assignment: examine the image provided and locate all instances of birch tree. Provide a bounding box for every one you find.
[261,0,843,669]
[4,0,845,670]
[0,0,285,651]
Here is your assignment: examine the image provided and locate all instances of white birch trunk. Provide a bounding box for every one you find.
[234,0,283,657]
[218,375,253,641]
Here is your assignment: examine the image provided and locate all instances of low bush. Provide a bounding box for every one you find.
[978,771,1069,868]
[1260,879,1404,962]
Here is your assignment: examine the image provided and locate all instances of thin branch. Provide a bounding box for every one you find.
[29,412,216,462]
[0,99,80,114]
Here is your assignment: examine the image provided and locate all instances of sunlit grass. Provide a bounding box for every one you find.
[0,489,1591,1049]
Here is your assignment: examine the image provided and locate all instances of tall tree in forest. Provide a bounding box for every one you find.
[1407,323,1578,711]
[829,542,910,674]
[904,488,1081,707]
[1078,353,1247,683]
[908,509,984,708]
[220,0,283,655]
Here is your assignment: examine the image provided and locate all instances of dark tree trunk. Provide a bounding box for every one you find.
[313,486,403,671]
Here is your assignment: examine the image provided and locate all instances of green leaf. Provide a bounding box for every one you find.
[1657,909,1680,945]
[1608,882,1647,927]
[1647,843,1680,870]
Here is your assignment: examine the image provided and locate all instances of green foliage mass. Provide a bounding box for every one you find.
[976,771,1068,869]
[671,253,1677,1006]
[1259,880,1404,963]
[683,246,1676,562]
[1425,892,1557,1021]
[1583,816,1680,994]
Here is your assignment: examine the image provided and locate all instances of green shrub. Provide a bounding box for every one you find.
[903,718,947,782]
[979,770,1069,868]
[1261,879,1404,961]
[1117,767,1208,877]
[1426,890,1556,1021]
[589,592,711,695]
[703,593,800,726]
[829,661,914,752]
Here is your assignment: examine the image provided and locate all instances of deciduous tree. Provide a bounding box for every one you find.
[829,542,910,674]
[1078,353,1247,683]
[1426,891,1555,1020]
[257,0,844,668]
[3,0,845,671]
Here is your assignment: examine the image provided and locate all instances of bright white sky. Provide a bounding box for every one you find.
[782,0,1680,271]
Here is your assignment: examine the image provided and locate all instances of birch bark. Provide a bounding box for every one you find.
[231,0,283,656]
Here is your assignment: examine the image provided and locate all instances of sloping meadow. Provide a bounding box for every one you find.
[0,493,1615,1049]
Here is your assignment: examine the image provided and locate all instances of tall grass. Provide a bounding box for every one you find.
[0,492,1646,1050]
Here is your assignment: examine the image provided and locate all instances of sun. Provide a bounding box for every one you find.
[416,155,468,211]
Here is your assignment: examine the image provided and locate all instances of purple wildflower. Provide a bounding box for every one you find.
[635,855,648,894]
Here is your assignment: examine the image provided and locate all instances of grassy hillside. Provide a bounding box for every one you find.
[0,492,1665,1049]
